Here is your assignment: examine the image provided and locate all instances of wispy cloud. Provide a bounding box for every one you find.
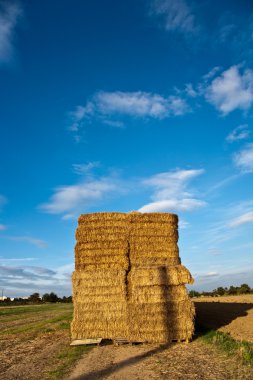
[0,257,36,262]
[226,124,250,143]
[0,263,73,297]
[234,143,253,172]
[0,224,7,231]
[69,91,189,135]
[72,161,100,175]
[229,211,253,228]
[205,65,253,115]
[39,175,123,218]
[138,169,206,212]
[6,236,48,249]
[150,0,196,34]
[0,2,22,64]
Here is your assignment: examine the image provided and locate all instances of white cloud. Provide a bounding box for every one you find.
[0,2,22,63]
[72,161,100,175]
[139,169,206,213]
[226,124,250,143]
[205,65,253,115]
[229,211,253,228]
[69,91,189,135]
[150,0,195,34]
[0,224,7,231]
[139,198,205,212]
[39,176,121,217]
[234,143,253,172]
[6,236,48,249]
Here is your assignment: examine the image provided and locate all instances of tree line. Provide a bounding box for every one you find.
[0,292,72,306]
[189,283,252,297]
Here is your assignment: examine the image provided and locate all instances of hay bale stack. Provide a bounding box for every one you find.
[71,212,195,343]
[71,213,129,340]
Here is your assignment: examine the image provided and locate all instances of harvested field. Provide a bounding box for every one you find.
[194,294,253,342]
[0,303,90,380]
[69,341,253,380]
[1,299,253,380]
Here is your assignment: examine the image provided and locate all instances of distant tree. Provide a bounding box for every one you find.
[42,292,58,303]
[228,286,237,295]
[189,290,200,298]
[238,284,251,294]
[28,293,41,303]
[216,287,225,296]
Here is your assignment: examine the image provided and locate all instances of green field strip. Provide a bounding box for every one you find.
[0,304,72,317]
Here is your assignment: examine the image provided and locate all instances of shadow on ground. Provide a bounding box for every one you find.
[71,344,170,380]
[194,301,253,334]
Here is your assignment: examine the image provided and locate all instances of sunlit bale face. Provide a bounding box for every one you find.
[71,212,195,343]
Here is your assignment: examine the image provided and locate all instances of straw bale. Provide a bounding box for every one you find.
[129,266,194,286]
[130,257,181,267]
[75,231,127,242]
[128,327,194,343]
[72,270,126,286]
[78,212,127,224]
[76,225,129,235]
[128,235,179,245]
[76,263,130,270]
[129,228,178,238]
[129,212,178,224]
[75,247,128,258]
[73,302,128,313]
[77,221,129,229]
[75,254,129,266]
[74,285,126,296]
[74,240,128,250]
[130,249,179,258]
[128,299,194,316]
[73,294,127,303]
[129,285,189,303]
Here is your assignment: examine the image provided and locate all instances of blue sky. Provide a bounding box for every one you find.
[1,0,253,297]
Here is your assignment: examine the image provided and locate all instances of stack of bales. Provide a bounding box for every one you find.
[71,212,195,343]
[128,213,195,343]
[71,213,130,340]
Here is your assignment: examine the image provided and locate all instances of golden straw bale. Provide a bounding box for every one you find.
[73,285,126,296]
[128,212,178,224]
[75,247,128,258]
[130,257,181,267]
[73,294,127,303]
[128,299,194,316]
[72,270,127,286]
[75,231,127,242]
[129,227,178,237]
[73,302,128,313]
[129,285,189,303]
[76,226,129,236]
[129,266,194,286]
[128,235,179,245]
[77,221,129,229]
[75,262,129,270]
[78,212,127,224]
[75,254,129,266]
[130,249,179,258]
[74,240,129,250]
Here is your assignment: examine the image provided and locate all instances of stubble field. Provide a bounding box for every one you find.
[1,295,253,380]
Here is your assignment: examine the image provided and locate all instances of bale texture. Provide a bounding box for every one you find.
[71,211,195,343]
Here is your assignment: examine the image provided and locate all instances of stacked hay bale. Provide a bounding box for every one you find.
[71,212,195,343]
[128,212,195,343]
[71,212,129,340]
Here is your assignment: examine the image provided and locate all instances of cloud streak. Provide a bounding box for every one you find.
[6,236,48,249]
[150,0,196,34]
[69,91,189,133]
[234,143,253,173]
[0,2,22,64]
[138,169,206,213]
[226,124,250,143]
[229,211,253,227]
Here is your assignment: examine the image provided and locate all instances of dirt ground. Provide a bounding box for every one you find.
[194,294,253,342]
[68,341,253,380]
